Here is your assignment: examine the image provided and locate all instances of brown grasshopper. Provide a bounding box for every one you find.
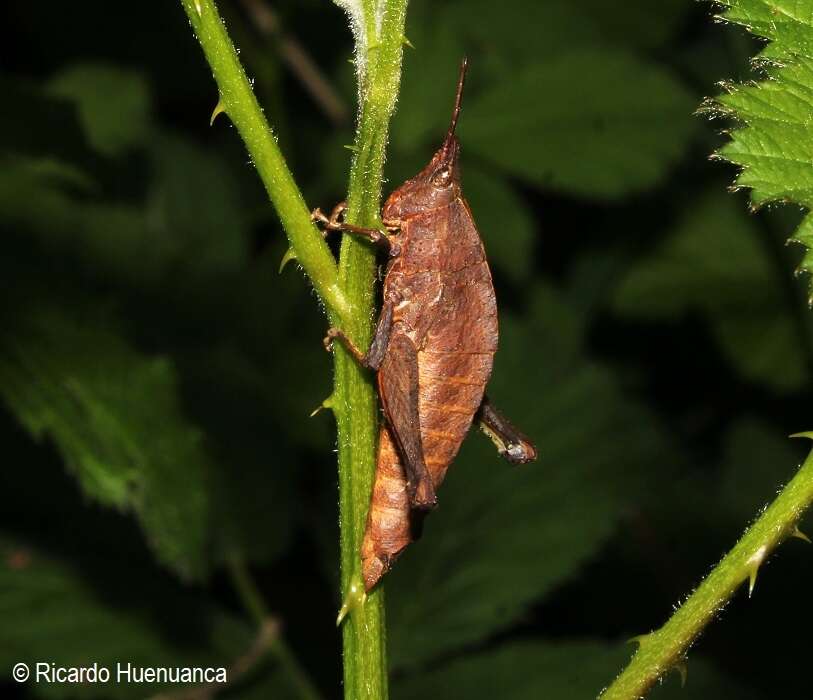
[314,59,536,591]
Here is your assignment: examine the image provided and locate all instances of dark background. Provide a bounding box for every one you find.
[1,1,810,698]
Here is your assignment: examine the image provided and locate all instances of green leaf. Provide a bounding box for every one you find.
[718,0,813,61]
[464,165,535,283]
[0,303,210,579]
[0,138,250,288]
[0,75,98,169]
[394,0,692,154]
[393,641,758,700]
[0,150,301,571]
[387,286,676,669]
[0,154,170,287]
[393,1,600,156]
[612,193,808,391]
[454,0,689,61]
[712,1,813,296]
[455,0,601,62]
[47,64,151,157]
[463,50,696,198]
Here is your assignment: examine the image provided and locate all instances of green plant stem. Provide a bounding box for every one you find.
[180,0,409,695]
[179,0,350,323]
[601,438,813,700]
[332,3,409,700]
[226,556,322,700]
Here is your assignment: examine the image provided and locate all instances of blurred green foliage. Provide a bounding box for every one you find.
[613,194,809,391]
[1,0,812,698]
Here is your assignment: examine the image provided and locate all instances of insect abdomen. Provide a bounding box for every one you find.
[361,424,412,590]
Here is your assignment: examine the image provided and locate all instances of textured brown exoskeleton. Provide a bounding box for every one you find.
[314,59,536,591]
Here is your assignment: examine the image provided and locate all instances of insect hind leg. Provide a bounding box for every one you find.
[476,396,537,464]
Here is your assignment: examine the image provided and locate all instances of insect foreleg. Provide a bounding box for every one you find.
[311,203,399,257]
[311,201,347,235]
[324,301,393,371]
[476,396,537,464]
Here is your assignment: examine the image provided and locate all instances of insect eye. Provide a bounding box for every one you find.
[431,167,452,188]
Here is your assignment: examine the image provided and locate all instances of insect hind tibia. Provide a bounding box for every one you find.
[476,397,537,464]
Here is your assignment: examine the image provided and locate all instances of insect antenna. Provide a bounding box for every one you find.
[447,57,468,139]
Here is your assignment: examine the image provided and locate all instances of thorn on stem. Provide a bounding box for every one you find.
[279,247,297,274]
[210,97,227,126]
[310,395,335,417]
[674,659,688,688]
[627,633,652,649]
[748,567,758,598]
[336,579,366,627]
[745,544,767,598]
[791,525,811,544]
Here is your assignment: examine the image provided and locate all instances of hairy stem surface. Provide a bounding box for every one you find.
[179,0,350,322]
[601,438,813,700]
[180,0,410,697]
[333,3,409,699]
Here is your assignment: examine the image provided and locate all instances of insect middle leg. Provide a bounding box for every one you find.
[476,396,537,464]
[325,305,438,511]
[324,300,393,372]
